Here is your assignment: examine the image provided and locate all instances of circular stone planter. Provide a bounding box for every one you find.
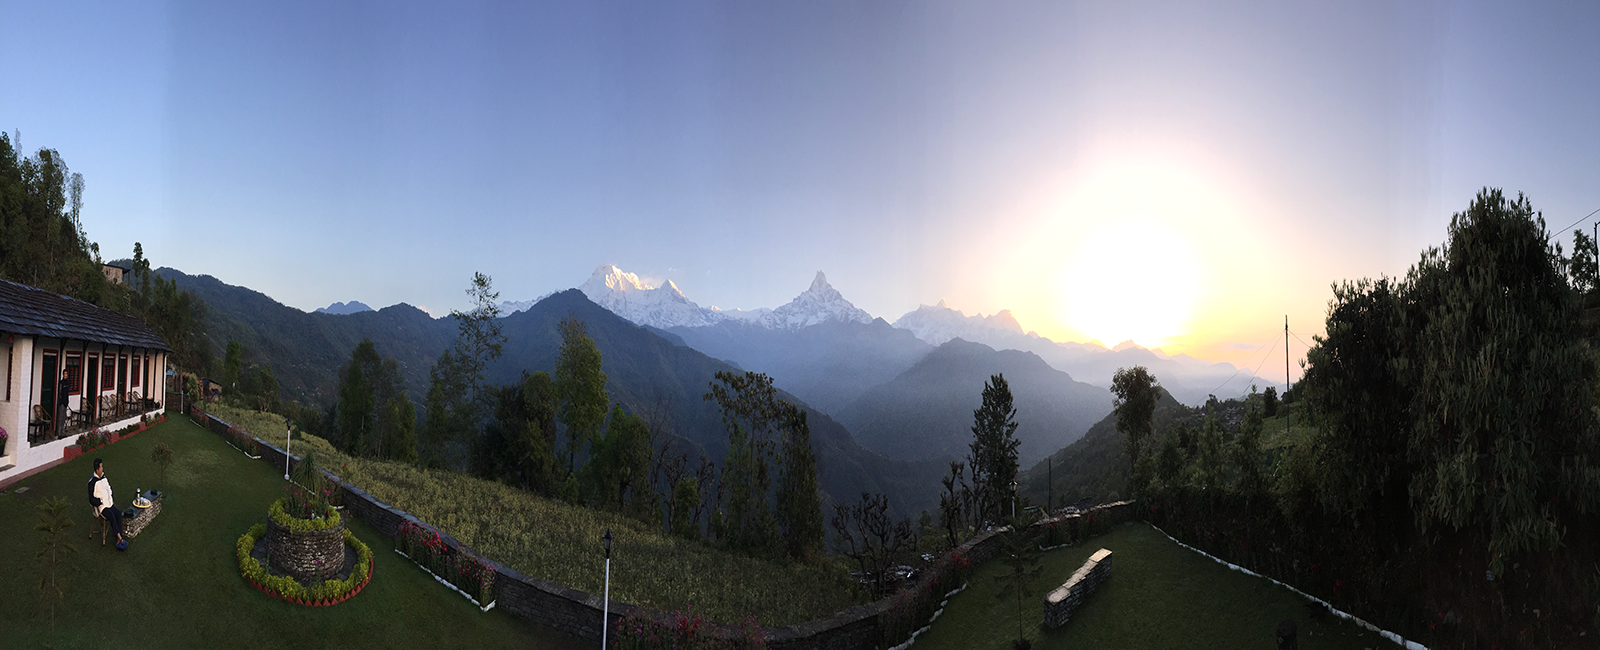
[267,516,347,581]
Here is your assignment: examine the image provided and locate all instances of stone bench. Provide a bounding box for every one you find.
[1043,548,1112,629]
[123,490,165,538]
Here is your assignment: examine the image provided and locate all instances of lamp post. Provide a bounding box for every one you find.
[284,421,292,481]
[601,528,613,650]
[1010,480,1018,518]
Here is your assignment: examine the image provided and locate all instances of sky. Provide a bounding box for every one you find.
[4,1,1598,381]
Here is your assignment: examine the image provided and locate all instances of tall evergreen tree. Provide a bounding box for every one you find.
[967,374,1021,526]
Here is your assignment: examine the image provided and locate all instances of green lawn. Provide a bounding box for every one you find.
[911,522,1393,650]
[0,416,582,650]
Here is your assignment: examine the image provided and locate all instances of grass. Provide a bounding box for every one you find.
[204,403,860,626]
[0,416,581,649]
[911,522,1393,650]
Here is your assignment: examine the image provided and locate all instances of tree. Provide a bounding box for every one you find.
[968,374,1021,527]
[555,317,607,475]
[1111,366,1160,497]
[1262,386,1278,418]
[702,370,820,559]
[337,341,379,455]
[993,513,1044,650]
[775,406,824,560]
[33,495,76,649]
[831,492,915,600]
[253,364,279,412]
[151,442,175,489]
[223,340,245,392]
[671,476,701,540]
[449,271,505,416]
[1399,189,1599,571]
[939,460,976,547]
[1571,229,1598,295]
[424,272,507,468]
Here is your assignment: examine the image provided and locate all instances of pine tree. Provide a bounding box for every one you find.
[968,374,1021,526]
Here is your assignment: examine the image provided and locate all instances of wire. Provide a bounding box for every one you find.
[1209,336,1279,398]
[1287,330,1315,351]
[1550,206,1600,239]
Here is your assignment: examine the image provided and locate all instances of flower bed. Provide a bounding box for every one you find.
[395,520,496,611]
[237,523,373,606]
[226,425,260,458]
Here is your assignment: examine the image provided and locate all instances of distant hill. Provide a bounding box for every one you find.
[314,300,374,315]
[835,338,1114,467]
[667,318,932,415]
[1016,387,1262,507]
[157,268,452,404]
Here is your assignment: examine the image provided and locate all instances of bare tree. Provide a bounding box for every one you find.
[832,492,915,599]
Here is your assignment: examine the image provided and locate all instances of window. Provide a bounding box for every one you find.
[5,344,11,402]
[131,356,141,388]
[65,354,82,395]
[102,356,116,390]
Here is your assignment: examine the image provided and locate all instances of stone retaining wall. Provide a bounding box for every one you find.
[267,517,346,581]
[1043,548,1113,628]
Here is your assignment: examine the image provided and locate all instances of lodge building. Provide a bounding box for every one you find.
[0,278,171,483]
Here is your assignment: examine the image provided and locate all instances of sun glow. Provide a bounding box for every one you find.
[1060,217,1202,348]
[993,153,1255,351]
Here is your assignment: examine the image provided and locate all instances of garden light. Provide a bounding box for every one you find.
[601,528,613,650]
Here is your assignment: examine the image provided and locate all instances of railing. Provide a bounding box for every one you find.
[28,393,164,448]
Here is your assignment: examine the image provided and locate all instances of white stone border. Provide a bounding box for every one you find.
[395,548,496,612]
[888,582,968,650]
[1148,523,1427,650]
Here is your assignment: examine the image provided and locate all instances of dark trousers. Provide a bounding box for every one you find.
[101,505,124,539]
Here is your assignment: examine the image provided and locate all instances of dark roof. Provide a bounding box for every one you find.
[0,278,172,351]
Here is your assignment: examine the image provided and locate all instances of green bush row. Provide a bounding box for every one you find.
[268,497,341,532]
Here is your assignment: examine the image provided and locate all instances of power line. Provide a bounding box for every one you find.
[1287,330,1314,351]
[1208,336,1279,398]
[1551,206,1600,239]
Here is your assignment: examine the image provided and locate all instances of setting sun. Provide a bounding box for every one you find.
[1059,217,1201,348]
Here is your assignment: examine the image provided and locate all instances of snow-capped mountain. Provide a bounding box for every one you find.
[755,272,874,330]
[497,291,557,316]
[576,265,873,331]
[892,299,1027,346]
[578,265,723,328]
[314,300,373,315]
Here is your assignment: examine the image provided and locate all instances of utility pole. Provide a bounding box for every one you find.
[1047,457,1052,515]
[1285,316,1290,438]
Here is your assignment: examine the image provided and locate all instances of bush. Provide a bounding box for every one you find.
[236,523,372,605]
[268,496,341,532]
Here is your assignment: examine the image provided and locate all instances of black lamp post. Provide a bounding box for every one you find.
[601,528,613,649]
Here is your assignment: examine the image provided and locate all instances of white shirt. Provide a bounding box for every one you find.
[93,474,114,513]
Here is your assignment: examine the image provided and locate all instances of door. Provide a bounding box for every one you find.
[85,356,99,421]
[117,356,127,404]
[40,353,57,431]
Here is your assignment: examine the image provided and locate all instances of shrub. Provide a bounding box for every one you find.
[269,496,341,532]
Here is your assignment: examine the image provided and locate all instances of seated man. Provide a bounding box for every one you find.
[88,458,128,550]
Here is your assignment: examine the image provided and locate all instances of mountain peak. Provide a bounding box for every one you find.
[578,264,721,328]
[757,271,872,329]
[809,271,830,294]
[892,300,1026,345]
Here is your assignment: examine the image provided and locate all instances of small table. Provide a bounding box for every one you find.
[123,490,165,538]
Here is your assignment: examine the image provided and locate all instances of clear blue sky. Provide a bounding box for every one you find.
[4,1,1597,374]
